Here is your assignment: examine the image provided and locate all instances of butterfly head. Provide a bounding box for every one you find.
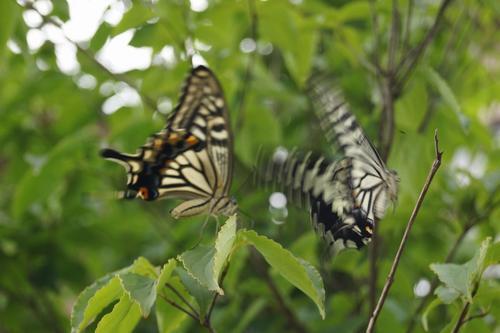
[101,148,160,201]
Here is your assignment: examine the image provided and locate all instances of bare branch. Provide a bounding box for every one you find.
[397,0,455,86]
[366,130,443,333]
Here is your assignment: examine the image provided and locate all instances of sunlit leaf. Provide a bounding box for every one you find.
[95,294,142,333]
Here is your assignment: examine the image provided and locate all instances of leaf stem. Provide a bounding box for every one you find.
[366,130,443,333]
[165,283,200,318]
[159,294,200,322]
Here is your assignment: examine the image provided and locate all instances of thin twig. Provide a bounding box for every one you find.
[451,301,471,333]
[159,294,200,322]
[366,129,443,333]
[235,0,258,131]
[463,309,490,324]
[22,1,158,111]
[166,283,200,317]
[397,0,455,86]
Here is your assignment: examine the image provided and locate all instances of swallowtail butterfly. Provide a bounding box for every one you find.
[101,66,237,219]
[261,79,398,253]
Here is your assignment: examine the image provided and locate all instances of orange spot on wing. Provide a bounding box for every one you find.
[138,187,149,200]
[186,135,198,146]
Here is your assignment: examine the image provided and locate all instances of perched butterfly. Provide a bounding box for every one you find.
[101,66,237,219]
[261,79,398,253]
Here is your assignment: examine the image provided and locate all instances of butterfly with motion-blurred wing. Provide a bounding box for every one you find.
[261,78,399,253]
[101,66,237,219]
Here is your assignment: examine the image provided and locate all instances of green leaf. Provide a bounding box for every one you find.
[119,273,156,317]
[176,267,214,318]
[71,276,123,333]
[113,2,156,36]
[435,286,460,304]
[156,259,177,293]
[0,0,20,63]
[422,298,441,331]
[422,66,469,130]
[129,256,158,278]
[95,294,142,333]
[212,214,237,290]
[238,230,326,318]
[486,241,500,266]
[156,297,188,333]
[178,215,237,294]
[430,237,492,302]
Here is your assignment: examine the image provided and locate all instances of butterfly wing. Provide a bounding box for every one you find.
[307,79,396,221]
[259,149,373,252]
[101,66,235,217]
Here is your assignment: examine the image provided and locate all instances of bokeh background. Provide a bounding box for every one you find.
[0,0,499,332]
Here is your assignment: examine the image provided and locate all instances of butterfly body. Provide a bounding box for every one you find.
[102,66,237,219]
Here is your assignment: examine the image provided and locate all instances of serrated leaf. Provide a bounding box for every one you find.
[238,230,326,318]
[422,298,441,331]
[430,237,492,302]
[129,256,158,278]
[119,273,156,317]
[176,267,214,318]
[178,215,237,294]
[156,259,177,293]
[178,245,217,291]
[95,294,141,333]
[71,275,123,333]
[212,214,237,291]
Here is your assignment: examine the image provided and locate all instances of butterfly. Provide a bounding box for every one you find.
[101,66,237,219]
[260,78,398,253]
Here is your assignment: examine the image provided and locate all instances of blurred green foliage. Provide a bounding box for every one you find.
[0,0,499,332]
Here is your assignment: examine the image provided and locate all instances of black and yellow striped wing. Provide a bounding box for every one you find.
[260,150,373,252]
[101,66,236,218]
[308,79,399,222]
